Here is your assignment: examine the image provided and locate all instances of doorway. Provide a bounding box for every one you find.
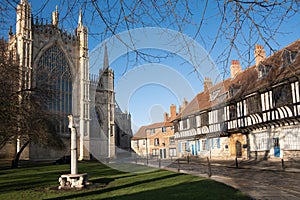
[236,141,242,158]
[191,144,197,156]
[160,148,166,159]
[273,138,280,157]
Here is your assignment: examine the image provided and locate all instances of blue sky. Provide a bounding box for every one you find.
[4,1,300,133]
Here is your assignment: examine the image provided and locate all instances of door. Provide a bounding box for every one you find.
[160,149,166,159]
[192,144,195,156]
[273,138,280,157]
[236,141,242,158]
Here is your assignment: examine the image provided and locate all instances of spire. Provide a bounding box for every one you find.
[9,25,13,36]
[78,8,83,27]
[52,5,59,27]
[20,0,29,5]
[103,44,109,69]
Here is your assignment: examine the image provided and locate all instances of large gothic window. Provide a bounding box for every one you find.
[37,46,72,135]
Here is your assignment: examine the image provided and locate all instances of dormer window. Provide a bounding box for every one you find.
[228,84,241,97]
[258,63,271,78]
[209,89,220,101]
[281,49,299,68]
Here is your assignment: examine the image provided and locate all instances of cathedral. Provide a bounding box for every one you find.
[0,0,132,161]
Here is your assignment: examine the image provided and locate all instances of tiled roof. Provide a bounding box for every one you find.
[132,126,147,140]
[176,78,232,119]
[175,39,300,119]
[132,121,173,140]
[231,39,300,99]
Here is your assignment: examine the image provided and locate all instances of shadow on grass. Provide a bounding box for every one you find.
[0,161,125,194]
[46,175,250,200]
[101,180,251,200]
[45,173,183,200]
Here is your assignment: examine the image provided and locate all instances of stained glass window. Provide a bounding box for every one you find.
[37,45,72,135]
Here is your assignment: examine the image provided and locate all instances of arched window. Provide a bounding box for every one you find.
[37,45,72,135]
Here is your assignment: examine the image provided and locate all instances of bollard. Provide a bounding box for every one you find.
[187,155,190,164]
[177,159,180,172]
[281,159,285,170]
[159,159,161,168]
[235,157,239,168]
[207,157,211,177]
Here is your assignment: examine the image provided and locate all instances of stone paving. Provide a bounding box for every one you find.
[159,159,300,200]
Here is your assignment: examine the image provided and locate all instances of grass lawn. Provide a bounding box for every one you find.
[0,161,251,200]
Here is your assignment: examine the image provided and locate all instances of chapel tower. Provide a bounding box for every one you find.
[95,45,116,158]
[76,9,91,160]
[16,0,32,94]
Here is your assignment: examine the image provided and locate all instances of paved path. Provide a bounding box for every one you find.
[160,160,300,200]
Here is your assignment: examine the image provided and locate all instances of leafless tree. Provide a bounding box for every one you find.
[0,39,65,168]
[1,1,299,77]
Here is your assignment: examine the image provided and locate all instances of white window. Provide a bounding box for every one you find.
[237,101,243,117]
[201,140,207,151]
[251,132,270,151]
[261,91,273,112]
[196,115,201,127]
[152,149,159,156]
[182,119,187,129]
[162,127,166,132]
[154,138,159,146]
[133,140,138,147]
[210,89,220,101]
[150,128,155,134]
[209,110,218,123]
[284,128,300,150]
[169,136,175,145]
[179,121,183,130]
[169,148,177,157]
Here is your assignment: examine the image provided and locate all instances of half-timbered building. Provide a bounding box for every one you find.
[174,40,300,160]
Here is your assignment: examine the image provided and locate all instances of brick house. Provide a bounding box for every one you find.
[131,105,178,159]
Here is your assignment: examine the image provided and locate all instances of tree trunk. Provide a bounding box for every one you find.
[11,140,29,168]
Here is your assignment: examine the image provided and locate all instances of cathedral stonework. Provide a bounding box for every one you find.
[7,0,90,160]
[1,0,132,161]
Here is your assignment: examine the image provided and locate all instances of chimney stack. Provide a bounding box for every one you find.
[204,77,213,91]
[164,112,169,122]
[230,60,242,79]
[170,104,176,119]
[254,44,266,66]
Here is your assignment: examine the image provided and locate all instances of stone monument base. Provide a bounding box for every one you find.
[58,173,89,189]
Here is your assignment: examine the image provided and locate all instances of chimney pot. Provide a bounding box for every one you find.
[204,77,213,91]
[164,112,169,122]
[254,44,266,66]
[230,60,242,79]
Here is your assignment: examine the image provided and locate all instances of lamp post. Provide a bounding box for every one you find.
[146,137,148,166]
[68,115,80,175]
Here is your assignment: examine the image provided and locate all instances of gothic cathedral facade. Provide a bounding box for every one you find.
[1,0,132,161]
